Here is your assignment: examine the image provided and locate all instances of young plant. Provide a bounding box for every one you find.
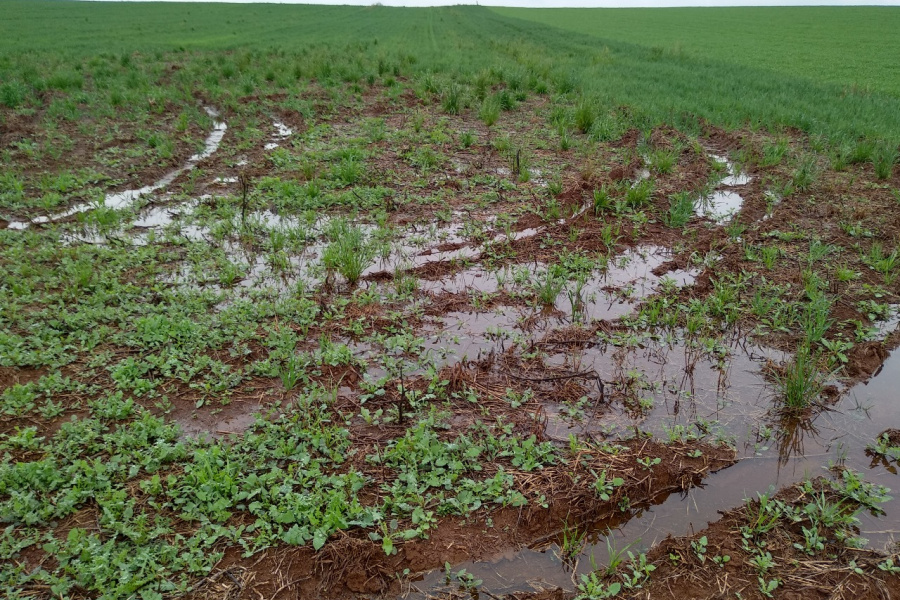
[280,353,310,391]
[534,267,565,306]
[479,96,500,126]
[772,345,822,411]
[664,191,694,228]
[690,535,708,563]
[560,520,587,560]
[322,224,376,285]
[873,141,898,180]
[592,469,625,501]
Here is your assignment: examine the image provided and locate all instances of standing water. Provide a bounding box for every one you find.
[6,107,226,230]
[411,326,900,595]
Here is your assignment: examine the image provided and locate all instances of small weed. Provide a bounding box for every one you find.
[691,535,708,563]
[626,179,653,209]
[873,142,898,180]
[322,223,376,284]
[479,96,500,126]
[593,185,613,214]
[592,469,625,501]
[772,345,823,411]
[534,266,566,306]
[560,520,587,560]
[664,191,694,228]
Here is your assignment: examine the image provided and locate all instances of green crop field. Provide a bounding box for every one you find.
[1,2,900,599]
[2,2,900,144]
[495,6,900,98]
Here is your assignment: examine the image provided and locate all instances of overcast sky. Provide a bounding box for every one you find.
[86,1,900,6]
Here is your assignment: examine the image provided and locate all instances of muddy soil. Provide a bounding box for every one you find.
[587,477,900,600]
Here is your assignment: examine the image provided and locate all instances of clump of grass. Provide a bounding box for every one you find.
[873,141,898,180]
[332,157,364,186]
[772,345,823,412]
[625,178,654,209]
[574,100,595,134]
[218,260,243,287]
[664,190,694,227]
[497,89,516,111]
[759,138,789,167]
[830,142,852,171]
[534,267,566,306]
[280,353,310,391]
[593,185,613,214]
[322,223,376,285]
[1,80,28,109]
[479,96,500,126]
[441,83,463,115]
[791,155,819,192]
[800,289,834,344]
[559,128,572,151]
[648,147,679,174]
[849,139,875,164]
[589,113,626,142]
[862,242,899,283]
[409,146,441,172]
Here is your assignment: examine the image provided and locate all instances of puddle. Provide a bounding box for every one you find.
[175,398,266,440]
[133,200,199,229]
[273,121,293,138]
[411,333,900,596]
[633,168,651,186]
[7,107,226,230]
[262,119,293,151]
[84,179,896,592]
[692,151,752,225]
[710,153,752,187]
[555,246,698,322]
[421,246,698,324]
[868,305,900,341]
[695,190,744,224]
[422,310,527,366]
[157,213,491,295]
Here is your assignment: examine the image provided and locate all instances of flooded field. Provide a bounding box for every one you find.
[1,21,900,600]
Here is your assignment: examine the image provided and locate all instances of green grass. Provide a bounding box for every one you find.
[1,2,900,146]
[494,6,900,98]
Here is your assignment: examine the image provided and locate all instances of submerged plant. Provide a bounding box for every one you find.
[772,345,823,411]
[534,266,566,306]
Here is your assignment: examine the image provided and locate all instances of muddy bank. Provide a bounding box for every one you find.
[580,475,900,600]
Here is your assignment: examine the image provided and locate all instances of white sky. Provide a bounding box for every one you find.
[84,1,900,6]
